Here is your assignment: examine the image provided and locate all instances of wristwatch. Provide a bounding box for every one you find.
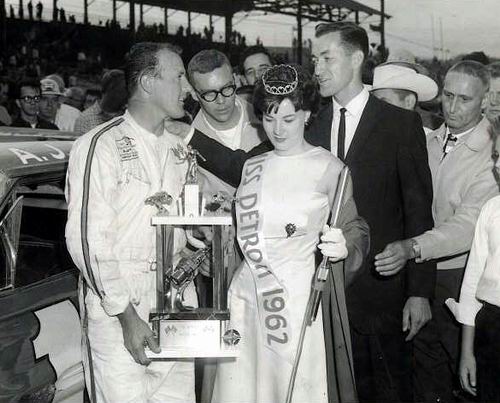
[410,238,421,260]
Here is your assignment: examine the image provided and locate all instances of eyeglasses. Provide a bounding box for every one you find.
[196,84,236,103]
[19,95,40,104]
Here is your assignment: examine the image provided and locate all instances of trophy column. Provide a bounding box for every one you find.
[148,215,239,359]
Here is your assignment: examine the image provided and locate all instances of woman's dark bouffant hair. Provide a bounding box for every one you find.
[252,64,321,122]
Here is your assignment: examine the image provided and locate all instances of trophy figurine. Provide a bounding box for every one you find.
[146,145,239,359]
[172,144,206,217]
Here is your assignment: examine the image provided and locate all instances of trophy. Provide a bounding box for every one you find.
[146,145,240,359]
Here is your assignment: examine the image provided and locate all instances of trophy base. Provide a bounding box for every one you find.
[147,309,239,359]
[145,346,239,359]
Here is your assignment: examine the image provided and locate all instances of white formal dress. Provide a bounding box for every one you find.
[212,147,342,403]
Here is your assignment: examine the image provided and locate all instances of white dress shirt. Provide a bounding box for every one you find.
[201,97,244,150]
[330,87,370,158]
[446,195,500,326]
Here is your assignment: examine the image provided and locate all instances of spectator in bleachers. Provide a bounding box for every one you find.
[56,86,85,131]
[486,62,500,122]
[82,88,100,111]
[36,1,42,20]
[39,75,65,128]
[11,80,58,129]
[74,69,127,135]
[0,81,12,126]
[27,1,33,20]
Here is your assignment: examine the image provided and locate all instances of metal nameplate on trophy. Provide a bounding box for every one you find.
[146,145,240,359]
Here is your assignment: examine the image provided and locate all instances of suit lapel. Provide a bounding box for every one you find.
[306,101,333,150]
[345,95,379,164]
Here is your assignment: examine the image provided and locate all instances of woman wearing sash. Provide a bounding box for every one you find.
[211,65,368,403]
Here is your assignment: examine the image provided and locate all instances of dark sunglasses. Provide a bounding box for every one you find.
[196,84,236,103]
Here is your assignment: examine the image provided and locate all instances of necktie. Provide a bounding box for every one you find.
[442,132,457,156]
[338,107,347,161]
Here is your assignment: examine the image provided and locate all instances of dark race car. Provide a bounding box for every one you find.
[0,139,84,403]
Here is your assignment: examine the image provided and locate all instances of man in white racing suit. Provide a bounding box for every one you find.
[65,42,197,403]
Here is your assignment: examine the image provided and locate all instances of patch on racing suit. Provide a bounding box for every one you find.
[116,136,139,161]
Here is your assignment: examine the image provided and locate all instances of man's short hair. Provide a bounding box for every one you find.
[14,79,40,99]
[315,21,369,61]
[447,60,490,90]
[487,62,500,80]
[125,42,181,95]
[187,49,231,83]
[239,46,273,74]
[462,51,490,65]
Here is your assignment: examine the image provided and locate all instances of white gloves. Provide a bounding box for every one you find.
[318,225,348,262]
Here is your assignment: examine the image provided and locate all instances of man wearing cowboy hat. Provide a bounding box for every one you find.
[371,62,438,133]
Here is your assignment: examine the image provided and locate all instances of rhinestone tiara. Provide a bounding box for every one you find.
[262,65,299,95]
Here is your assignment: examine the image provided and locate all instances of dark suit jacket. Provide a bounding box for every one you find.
[190,94,435,334]
[307,95,435,334]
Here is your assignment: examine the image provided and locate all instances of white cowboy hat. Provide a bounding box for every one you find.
[371,63,438,102]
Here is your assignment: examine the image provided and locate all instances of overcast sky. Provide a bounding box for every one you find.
[7,0,499,60]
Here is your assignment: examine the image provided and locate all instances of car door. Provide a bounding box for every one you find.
[0,176,83,403]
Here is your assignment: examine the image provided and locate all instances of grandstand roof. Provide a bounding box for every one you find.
[119,0,390,21]
[253,0,390,21]
[123,0,255,16]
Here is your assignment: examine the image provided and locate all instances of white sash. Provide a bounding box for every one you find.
[235,153,293,361]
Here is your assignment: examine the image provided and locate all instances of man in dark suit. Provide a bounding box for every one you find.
[176,22,435,402]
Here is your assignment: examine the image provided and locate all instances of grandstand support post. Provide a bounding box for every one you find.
[164,7,167,35]
[0,0,5,51]
[83,0,88,24]
[52,0,56,21]
[187,10,191,35]
[296,0,303,64]
[209,14,213,42]
[139,3,143,24]
[129,0,135,35]
[380,0,385,55]
[224,12,232,46]
[112,0,116,23]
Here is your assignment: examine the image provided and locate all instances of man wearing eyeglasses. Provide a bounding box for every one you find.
[187,49,266,196]
[11,80,58,129]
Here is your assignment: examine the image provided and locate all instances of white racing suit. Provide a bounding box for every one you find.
[65,111,196,403]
